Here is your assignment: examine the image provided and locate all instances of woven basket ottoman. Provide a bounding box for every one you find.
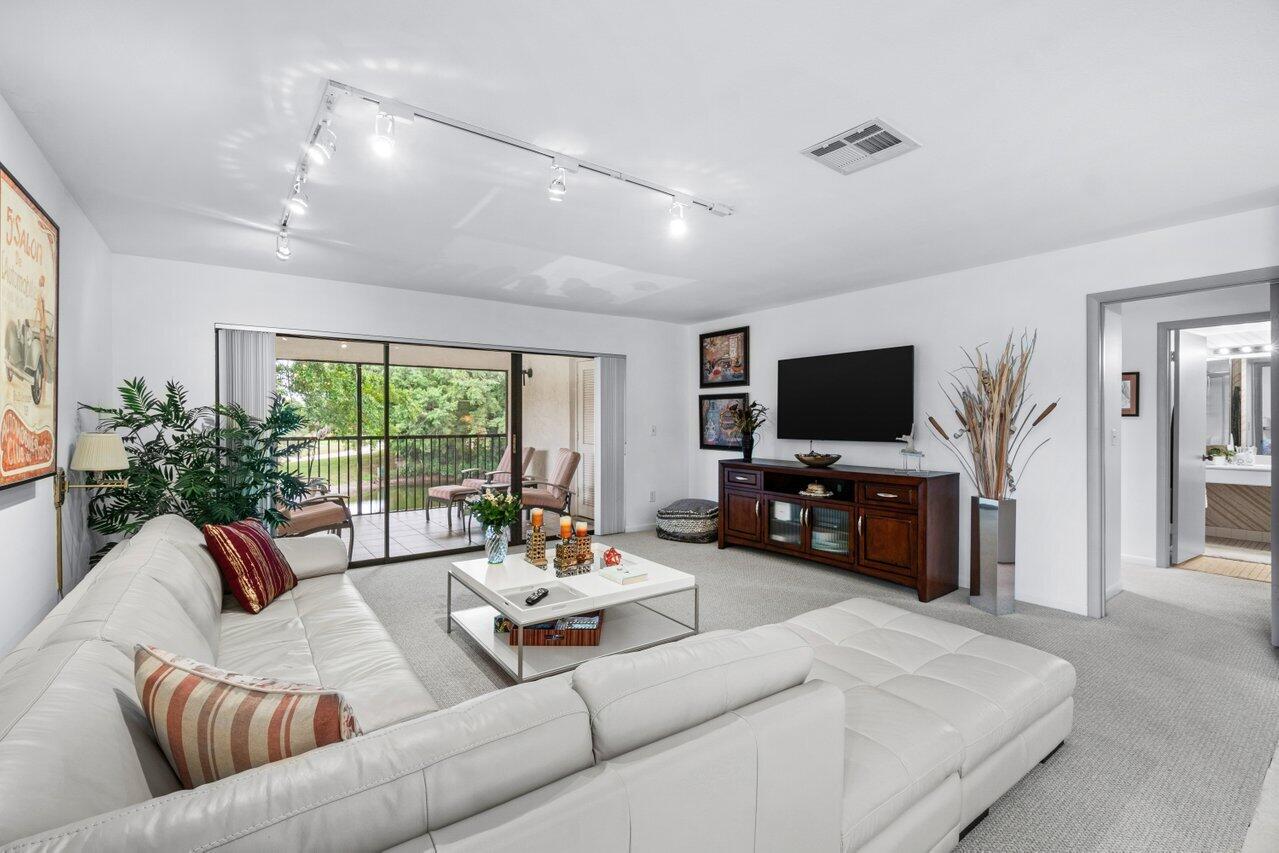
[656,498,719,543]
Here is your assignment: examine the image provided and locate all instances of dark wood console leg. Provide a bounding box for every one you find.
[959,809,989,840]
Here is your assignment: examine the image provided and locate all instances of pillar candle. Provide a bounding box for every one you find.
[531,507,543,528]
[575,521,588,538]
[560,515,572,539]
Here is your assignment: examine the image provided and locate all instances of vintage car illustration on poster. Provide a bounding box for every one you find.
[0,163,58,489]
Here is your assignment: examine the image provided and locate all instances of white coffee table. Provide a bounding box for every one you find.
[447,543,699,682]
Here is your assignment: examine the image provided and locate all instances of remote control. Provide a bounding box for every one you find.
[525,587,549,606]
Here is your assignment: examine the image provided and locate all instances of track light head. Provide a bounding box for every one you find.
[275,227,292,261]
[371,110,396,157]
[309,119,337,164]
[287,180,309,215]
[548,166,567,201]
[668,200,688,238]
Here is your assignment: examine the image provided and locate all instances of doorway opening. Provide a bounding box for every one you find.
[1167,319,1271,583]
[1087,266,1279,646]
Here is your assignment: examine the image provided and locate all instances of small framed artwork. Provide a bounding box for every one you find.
[699,326,749,387]
[700,393,748,449]
[1120,372,1139,417]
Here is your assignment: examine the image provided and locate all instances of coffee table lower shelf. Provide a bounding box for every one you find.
[450,602,696,682]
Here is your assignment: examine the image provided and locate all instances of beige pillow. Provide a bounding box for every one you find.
[134,645,360,788]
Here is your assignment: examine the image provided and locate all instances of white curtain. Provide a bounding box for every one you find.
[217,329,275,418]
[595,355,626,534]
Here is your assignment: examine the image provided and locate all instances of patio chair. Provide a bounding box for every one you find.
[275,479,355,560]
[521,448,581,519]
[427,445,535,531]
[460,445,534,489]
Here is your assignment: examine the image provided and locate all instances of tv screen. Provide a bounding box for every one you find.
[776,345,914,442]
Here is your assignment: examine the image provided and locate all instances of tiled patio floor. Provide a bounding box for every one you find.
[348,508,574,562]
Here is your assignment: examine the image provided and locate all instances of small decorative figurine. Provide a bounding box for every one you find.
[603,546,622,567]
[896,422,926,473]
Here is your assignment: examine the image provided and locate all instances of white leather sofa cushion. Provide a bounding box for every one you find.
[6,679,592,851]
[274,534,349,579]
[44,536,220,662]
[786,598,1077,776]
[411,680,846,853]
[0,640,181,844]
[217,572,437,730]
[571,624,813,761]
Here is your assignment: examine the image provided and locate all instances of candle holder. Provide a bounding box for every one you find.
[554,539,590,577]
[524,524,547,568]
[575,532,593,565]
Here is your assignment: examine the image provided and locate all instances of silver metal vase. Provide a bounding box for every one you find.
[969,497,1016,614]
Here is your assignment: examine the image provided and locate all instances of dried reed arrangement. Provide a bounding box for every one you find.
[927,331,1057,500]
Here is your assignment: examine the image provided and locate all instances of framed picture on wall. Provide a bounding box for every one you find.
[699,393,747,449]
[1120,371,1139,417]
[0,161,59,491]
[699,326,749,387]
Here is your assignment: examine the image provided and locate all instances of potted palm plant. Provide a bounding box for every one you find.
[927,332,1057,614]
[469,490,522,563]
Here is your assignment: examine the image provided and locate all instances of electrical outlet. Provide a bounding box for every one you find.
[650,425,657,436]
[649,490,656,503]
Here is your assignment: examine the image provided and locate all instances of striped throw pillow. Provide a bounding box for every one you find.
[202,519,297,613]
[135,645,361,788]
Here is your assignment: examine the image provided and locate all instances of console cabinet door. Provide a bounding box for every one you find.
[765,498,807,552]
[807,504,853,564]
[856,507,918,578]
[723,488,761,542]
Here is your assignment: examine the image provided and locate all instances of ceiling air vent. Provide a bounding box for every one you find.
[802,119,919,175]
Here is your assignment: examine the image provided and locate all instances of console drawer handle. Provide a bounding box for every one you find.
[733,474,751,482]
[876,492,899,499]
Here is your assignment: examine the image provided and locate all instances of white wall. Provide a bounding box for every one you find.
[688,205,1279,615]
[110,254,686,536]
[0,94,114,653]
[521,353,573,482]
[1117,283,1270,565]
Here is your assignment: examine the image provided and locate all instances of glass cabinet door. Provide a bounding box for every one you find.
[766,499,805,550]
[808,505,852,559]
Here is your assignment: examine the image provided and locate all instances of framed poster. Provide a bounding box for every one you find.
[699,393,747,449]
[1,162,58,490]
[1120,371,1139,417]
[699,326,749,387]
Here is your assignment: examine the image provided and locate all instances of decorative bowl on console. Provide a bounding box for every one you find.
[795,452,840,468]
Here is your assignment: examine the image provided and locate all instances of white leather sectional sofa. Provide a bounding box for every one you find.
[0,515,1075,852]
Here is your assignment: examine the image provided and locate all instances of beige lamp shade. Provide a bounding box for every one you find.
[70,433,129,473]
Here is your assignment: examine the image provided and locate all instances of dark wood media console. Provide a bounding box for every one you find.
[717,458,959,602]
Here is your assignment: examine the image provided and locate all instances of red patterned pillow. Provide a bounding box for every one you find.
[202,519,297,613]
[135,645,360,788]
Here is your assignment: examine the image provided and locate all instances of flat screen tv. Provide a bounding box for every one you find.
[776,345,914,442]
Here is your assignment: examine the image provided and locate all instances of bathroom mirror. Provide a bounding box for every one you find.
[1206,356,1271,454]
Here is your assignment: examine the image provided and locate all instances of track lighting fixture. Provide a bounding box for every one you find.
[548,166,567,201]
[1241,346,1255,353]
[309,119,337,164]
[668,200,688,238]
[287,179,309,215]
[274,81,736,261]
[275,227,292,261]
[371,110,396,157]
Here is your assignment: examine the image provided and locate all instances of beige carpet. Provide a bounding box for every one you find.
[351,535,1279,852]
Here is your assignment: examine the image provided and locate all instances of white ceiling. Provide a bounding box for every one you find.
[2,1,1278,323]
[1186,321,1272,351]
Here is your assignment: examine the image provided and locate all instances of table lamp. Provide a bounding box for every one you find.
[54,432,130,596]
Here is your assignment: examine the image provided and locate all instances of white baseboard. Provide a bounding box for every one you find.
[625,522,656,533]
[1106,581,1124,600]
[1121,553,1156,567]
